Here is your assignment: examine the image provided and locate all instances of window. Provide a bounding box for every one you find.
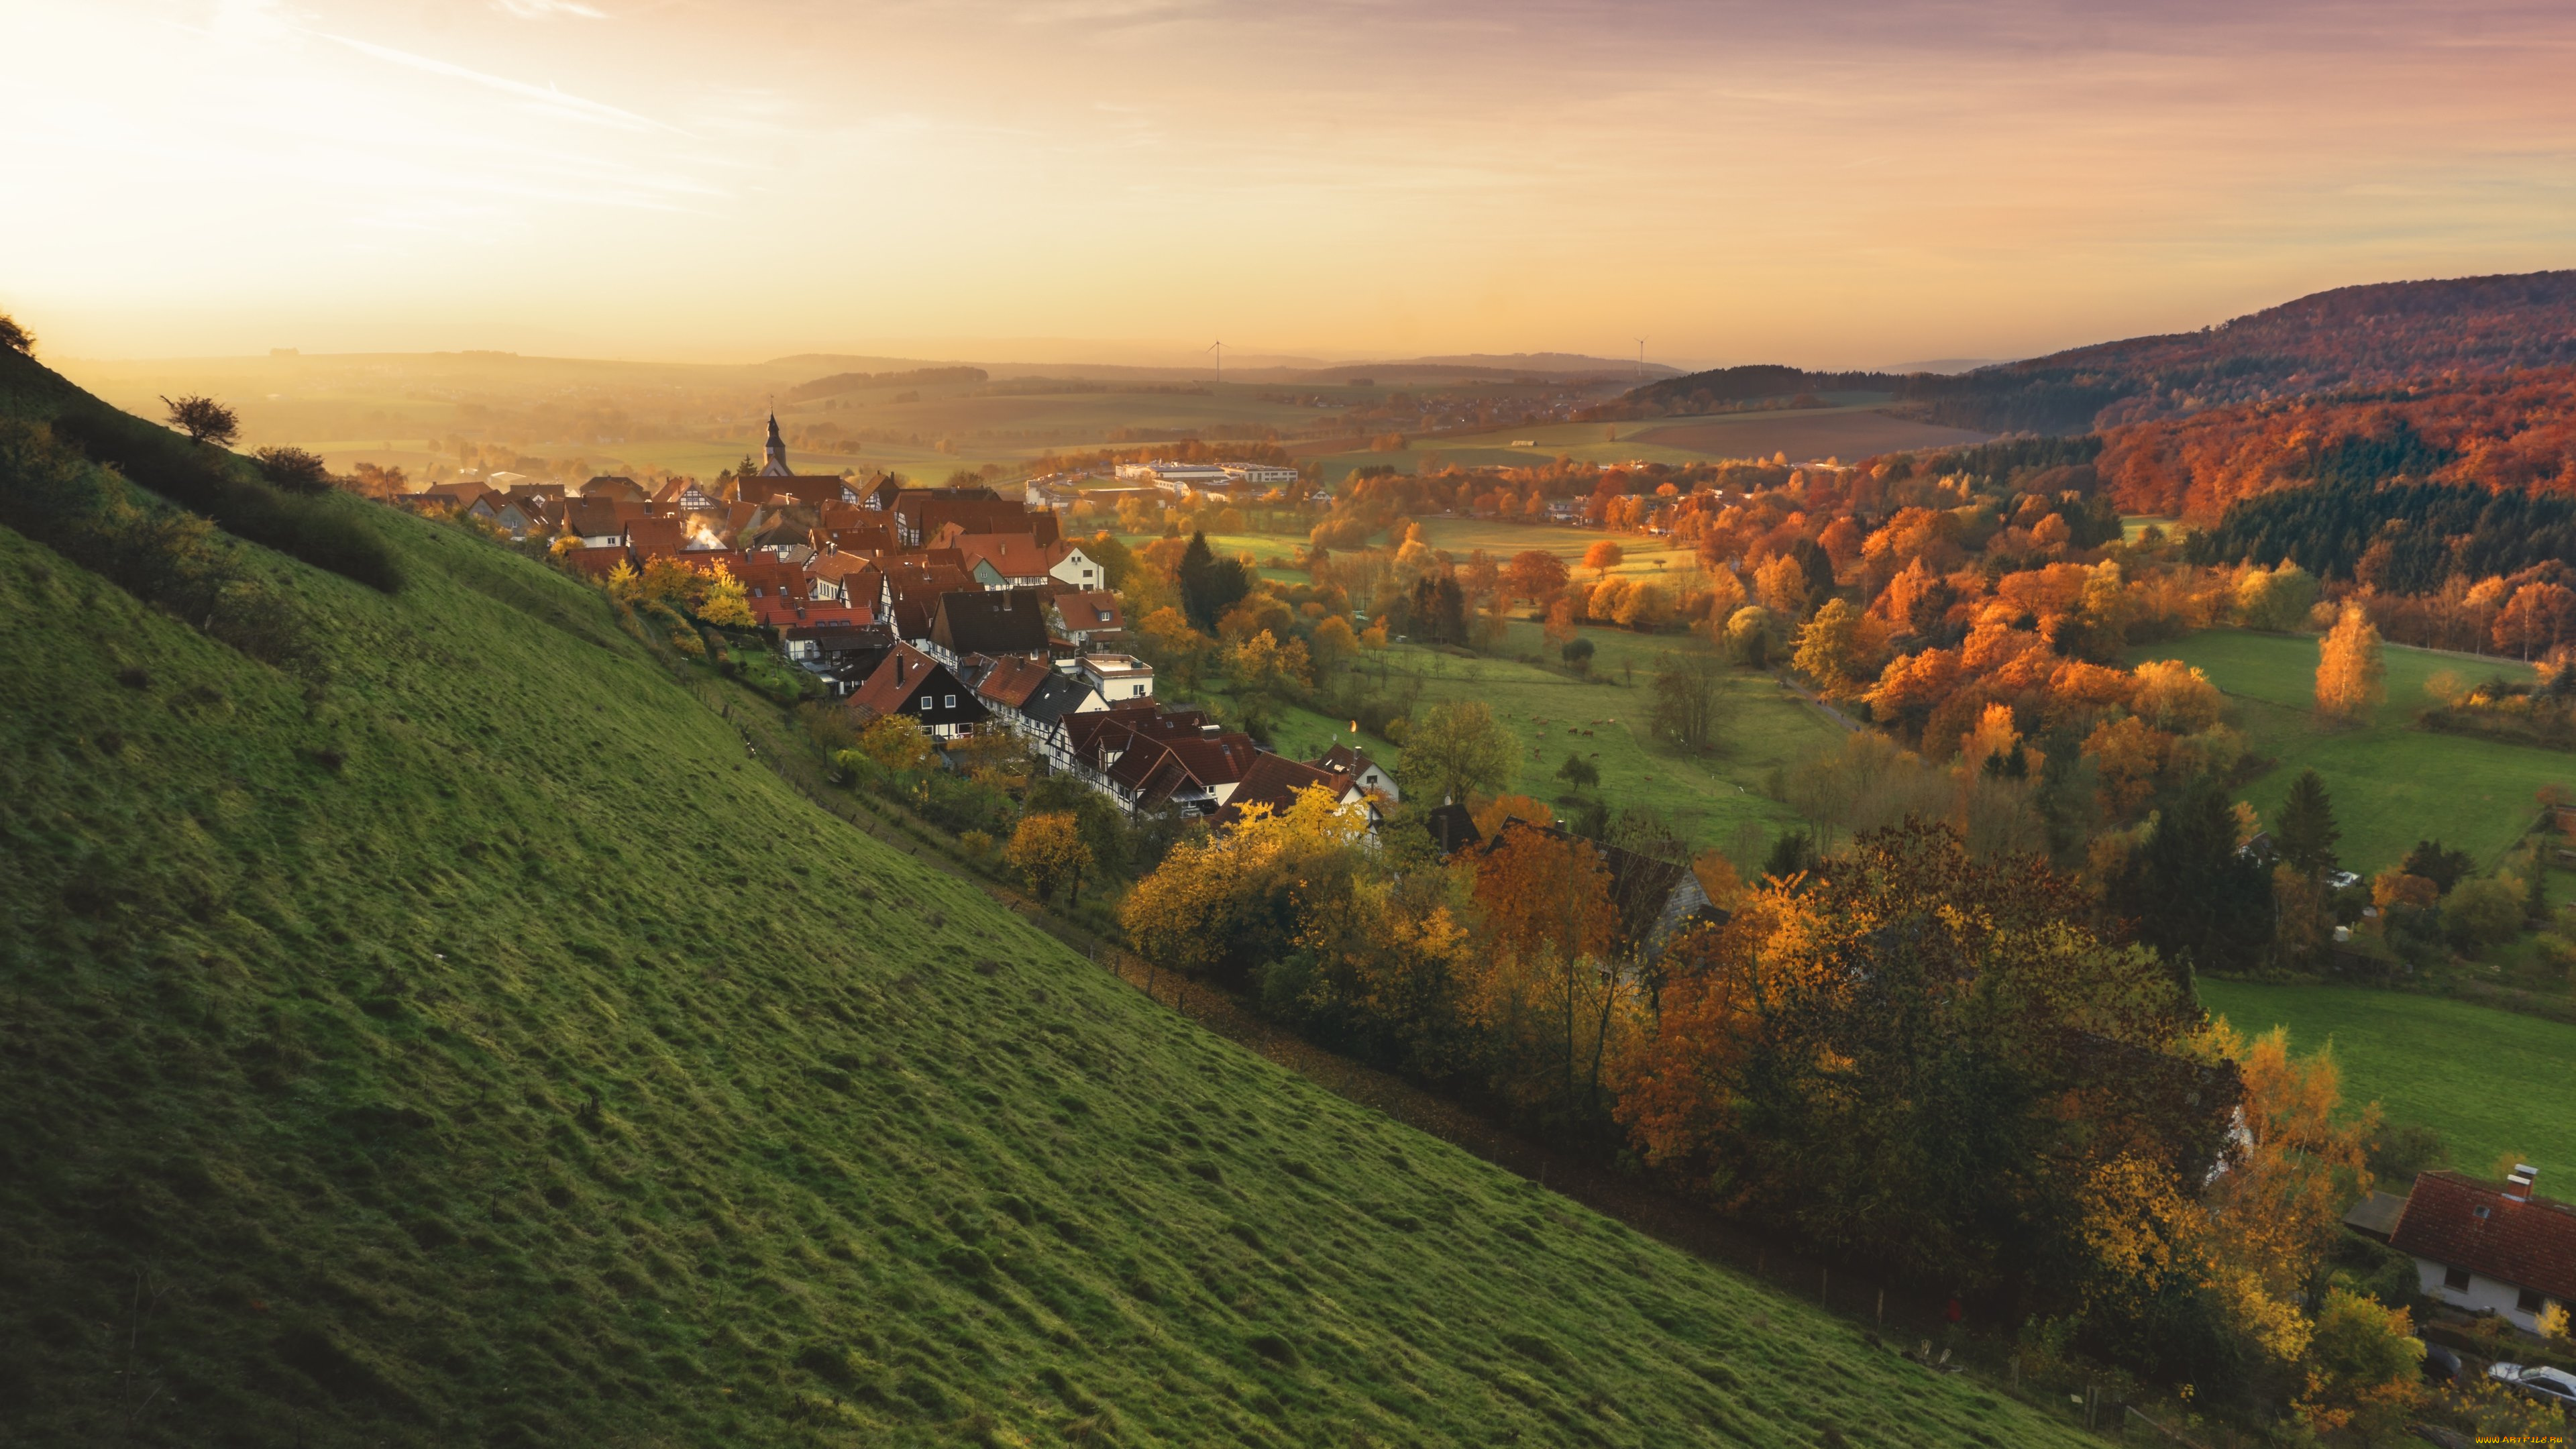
[944,694,956,708]
[2520,1288,2548,1313]
[2445,1266,2473,1292]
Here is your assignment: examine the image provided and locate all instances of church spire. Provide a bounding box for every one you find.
[760,412,789,476]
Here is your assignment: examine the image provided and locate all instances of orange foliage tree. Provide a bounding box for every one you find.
[1613,821,2226,1284]
[2314,603,2386,721]
[1464,821,1625,1128]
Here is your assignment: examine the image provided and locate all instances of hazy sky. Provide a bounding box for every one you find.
[7,0,2575,367]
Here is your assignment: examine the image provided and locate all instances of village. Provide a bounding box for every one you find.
[390,415,1438,832]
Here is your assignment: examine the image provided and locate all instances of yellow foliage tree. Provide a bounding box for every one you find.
[1754,552,1808,617]
[1791,598,1870,698]
[698,562,755,627]
[2131,658,2224,733]
[849,713,938,775]
[1702,568,1747,642]
[1006,811,1093,905]
[2315,602,2385,722]
[1119,784,1369,984]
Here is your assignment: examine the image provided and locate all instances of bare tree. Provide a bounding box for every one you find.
[160,394,239,447]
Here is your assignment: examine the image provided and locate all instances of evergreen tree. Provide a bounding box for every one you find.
[2275,769,2341,878]
[2400,839,2474,895]
[1177,531,1216,627]
[2119,774,2274,991]
[1761,829,1820,884]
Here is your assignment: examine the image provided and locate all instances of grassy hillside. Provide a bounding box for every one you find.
[2198,981,2576,1180]
[0,385,2086,1444]
[2128,629,2573,873]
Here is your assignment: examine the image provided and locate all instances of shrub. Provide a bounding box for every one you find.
[253,446,334,494]
[46,403,402,592]
[2445,875,2524,951]
[0,419,316,672]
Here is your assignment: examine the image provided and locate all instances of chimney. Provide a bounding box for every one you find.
[2507,1165,2540,1201]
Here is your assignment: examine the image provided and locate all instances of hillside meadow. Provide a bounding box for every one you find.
[2129,629,2575,873]
[2196,981,2576,1182]
[1299,402,1989,482]
[0,378,2088,1446]
[1260,631,1839,859]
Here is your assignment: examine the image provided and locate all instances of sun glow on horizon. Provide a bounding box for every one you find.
[5,0,2575,366]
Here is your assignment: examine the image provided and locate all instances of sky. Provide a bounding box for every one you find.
[5,0,2575,368]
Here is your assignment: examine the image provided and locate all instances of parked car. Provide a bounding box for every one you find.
[2422,1342,2461,1384]
[2326,869,2362,890]
[2489,1362,2576,1407]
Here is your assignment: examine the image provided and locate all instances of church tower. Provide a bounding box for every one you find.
[759,413,791,476]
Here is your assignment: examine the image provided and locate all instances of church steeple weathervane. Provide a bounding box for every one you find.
[760,409,790,476]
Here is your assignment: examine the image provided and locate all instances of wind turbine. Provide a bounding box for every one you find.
[1635,339,1647,382]
[1208,339,1223,383]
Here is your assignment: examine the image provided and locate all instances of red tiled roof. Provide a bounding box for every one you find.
[739,475,849,508]
[627,517,690,558]
[2391,1173,2576,1301]
[1214,753,1351,826]
[1060,702,1199,771]
[1110,732,1257,800]
[562,545,635,578]
[975,654,1058,709]
[1051,590,1123,632]
[752,598,867,629]
[954,533,1054,580]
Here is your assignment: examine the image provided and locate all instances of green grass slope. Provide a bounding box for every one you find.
[2129,629,2574,873]
[0,419,2085,1442]
[2198,981,2576,1179]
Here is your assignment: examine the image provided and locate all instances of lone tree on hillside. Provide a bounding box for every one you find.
[1402,698,1518,804]
[161,394,239,447]
[2314,603,2385,721]
[1582,540,1625,578]
[1556,753,1600,793]
[0,313,32,356]
[1649,651,1731,751]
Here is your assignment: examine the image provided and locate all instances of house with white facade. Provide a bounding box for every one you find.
[2385,1168,2576,1335]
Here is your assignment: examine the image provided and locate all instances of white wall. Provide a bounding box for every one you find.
[2416,1258,2553,1334]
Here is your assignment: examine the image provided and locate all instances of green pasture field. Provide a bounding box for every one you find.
[2129,629,2575,875]
[1140,513,1706,588]
[2196,981,2576,1182]
[1299,402,1990,482]
[1315,631,1839,858]
[0,347,2093,1446]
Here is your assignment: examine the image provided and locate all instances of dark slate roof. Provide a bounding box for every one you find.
[1424,801,1481,855]
[932,588,1052,658]
[1020,673,1099,728]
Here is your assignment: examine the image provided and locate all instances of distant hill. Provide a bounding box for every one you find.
[1626,269,2576,435]
[0,351,2088,1446]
